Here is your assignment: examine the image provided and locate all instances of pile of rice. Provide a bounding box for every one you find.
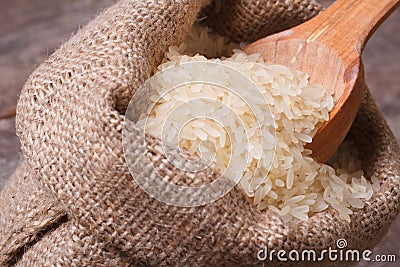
[137,25,380,222]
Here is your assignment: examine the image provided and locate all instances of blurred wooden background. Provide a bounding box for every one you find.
[0,0,399,265]
[0,0,116,180]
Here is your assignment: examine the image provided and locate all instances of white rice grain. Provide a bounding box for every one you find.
[139,24,378,223]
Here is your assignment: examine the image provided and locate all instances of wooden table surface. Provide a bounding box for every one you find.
[0,0,399,265]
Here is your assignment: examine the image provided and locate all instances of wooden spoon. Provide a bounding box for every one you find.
[244,0,399,162]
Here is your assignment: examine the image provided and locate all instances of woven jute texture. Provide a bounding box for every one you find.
[0,0,399,266]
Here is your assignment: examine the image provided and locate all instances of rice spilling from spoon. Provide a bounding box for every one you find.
[137,25,380,222]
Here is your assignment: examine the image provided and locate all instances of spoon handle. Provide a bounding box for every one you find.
[309,0,399,54]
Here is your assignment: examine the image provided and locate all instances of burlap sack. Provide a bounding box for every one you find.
[0,0,398,265]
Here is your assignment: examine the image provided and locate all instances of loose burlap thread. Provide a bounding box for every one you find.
[0,0,399,266]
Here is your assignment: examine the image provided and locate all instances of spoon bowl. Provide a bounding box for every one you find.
[244,0,399,162]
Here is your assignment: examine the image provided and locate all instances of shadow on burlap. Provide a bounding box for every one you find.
[0,0,398,265]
